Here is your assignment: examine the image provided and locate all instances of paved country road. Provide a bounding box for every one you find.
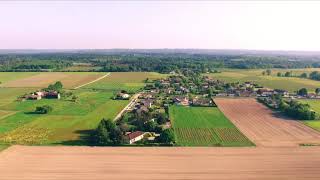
[113,93,141,121]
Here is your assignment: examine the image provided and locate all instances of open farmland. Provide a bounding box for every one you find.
[298,99,320,132]
[0,72,106,89]
[86,72,167,92]
[170,106,253,146]
[215,98,320,147]
[0,88,38,107]
[0,89,128,145]
[1,146,320,180]
[0,72,39,84]
[208,69,320,92]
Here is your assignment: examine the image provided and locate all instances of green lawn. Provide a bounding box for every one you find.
[298,99,320,132]
[169,106,253,147]
[208,69,320,92]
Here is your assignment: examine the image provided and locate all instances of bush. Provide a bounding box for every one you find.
[35,105,53,114]
[158,129,175,144]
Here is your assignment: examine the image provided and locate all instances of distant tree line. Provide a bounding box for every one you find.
[1,53,320,73]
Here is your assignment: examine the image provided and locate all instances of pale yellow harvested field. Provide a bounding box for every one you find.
[215,98,320,147]
[0,73,105,89]
[0,146,320,180]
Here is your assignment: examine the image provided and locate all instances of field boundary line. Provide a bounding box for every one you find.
[0,111,18,120]
[73,73,111,89]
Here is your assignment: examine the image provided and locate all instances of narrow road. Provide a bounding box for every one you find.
[113,93,141,121]
[73,73,110,89]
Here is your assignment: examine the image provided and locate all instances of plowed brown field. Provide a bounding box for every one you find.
[0,72,105,89]
[1,145,320,180]
[215,98,320,147]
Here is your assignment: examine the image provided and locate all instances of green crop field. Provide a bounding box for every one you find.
[86,72,168,92]
[298,99,320,132]
[208,69,320,92]
[169,106,253,146]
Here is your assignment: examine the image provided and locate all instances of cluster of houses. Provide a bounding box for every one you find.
[21,90,60,101]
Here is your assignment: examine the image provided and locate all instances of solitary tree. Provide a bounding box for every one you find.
[284,71,292,77]
[266,69,272,76]
[300,73,308,78]
[297,88,308,97]
[315,88,320,95]
[262,71,266,76]
[277,72,282,77]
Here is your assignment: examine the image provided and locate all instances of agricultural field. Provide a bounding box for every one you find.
[0,89,128,145]
[215,98,320,147]
[208,68,320,92]
[0,72,150,145]
[0,72,40,84]
[169,106,253,146]
[298,99,320,132]
[0,72,106,89]
[2,146,320,180]
[86,72,168,92]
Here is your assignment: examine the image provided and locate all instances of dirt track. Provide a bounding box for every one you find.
[1,145,320,180]
[215,98,320,147]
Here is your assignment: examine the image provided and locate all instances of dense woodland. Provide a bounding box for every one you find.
[1,50,320,72]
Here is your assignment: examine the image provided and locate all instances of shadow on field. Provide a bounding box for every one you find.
[270,111,299,121]
[55,130,94,146]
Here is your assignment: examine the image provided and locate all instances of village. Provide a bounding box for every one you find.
[16,74,320,145]
[114,73,320,145]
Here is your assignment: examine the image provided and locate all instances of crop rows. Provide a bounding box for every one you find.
[174,127,253,146]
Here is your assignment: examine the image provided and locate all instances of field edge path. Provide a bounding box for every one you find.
[73,73,110,89]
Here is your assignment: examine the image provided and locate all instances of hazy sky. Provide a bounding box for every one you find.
[0,1,320,51]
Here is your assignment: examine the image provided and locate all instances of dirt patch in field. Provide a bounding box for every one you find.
[1,146,320,180]
[215,98,320,147]
[0,73,105,89]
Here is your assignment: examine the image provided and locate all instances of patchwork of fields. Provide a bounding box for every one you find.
[170,106,253,146]
[0,72,147,145]
[1,71,320,148]
[208,68,320,92]
[215,98,320,147]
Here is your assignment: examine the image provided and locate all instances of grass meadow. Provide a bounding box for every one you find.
[170,106,253,146]
[208,68,320,92]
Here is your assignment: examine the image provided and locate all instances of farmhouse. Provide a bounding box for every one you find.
[173,96,189,106]
[274,89,290,97]
[192,97,213,107]
[125,131,145,144]
[257,88,274,97]
[25,90,60,100]
[116,92,130,100]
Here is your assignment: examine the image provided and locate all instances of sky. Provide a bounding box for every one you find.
[0,1,320,51]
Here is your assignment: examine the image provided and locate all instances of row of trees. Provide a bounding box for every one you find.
[279,100,316,120]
